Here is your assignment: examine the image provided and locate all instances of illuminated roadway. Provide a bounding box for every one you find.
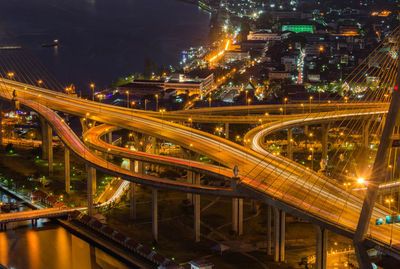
[0,207,86,224]
[135,102,388,123]
[84,109,400,256]
[83,124,233,179]
[0,78,398,256]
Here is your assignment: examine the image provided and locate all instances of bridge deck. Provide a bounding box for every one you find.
[0,207,85,224]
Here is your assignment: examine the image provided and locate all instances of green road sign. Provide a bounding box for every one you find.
[376,218,383,225]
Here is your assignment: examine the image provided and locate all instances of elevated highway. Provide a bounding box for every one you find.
[134,102,388,123]
[22,96,236,196]
[83,124,232,179]
[0,78,399,257]
[0,207,85,226]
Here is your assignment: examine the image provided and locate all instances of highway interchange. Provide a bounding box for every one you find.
[0,78,399,257]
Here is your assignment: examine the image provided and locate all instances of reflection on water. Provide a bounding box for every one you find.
[0,190,131,269]
[0,222,131,269]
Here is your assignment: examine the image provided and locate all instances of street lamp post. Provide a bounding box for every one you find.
[247,98,251,116]
[384,197,395,246]
[7,72,14,80]
[126,91,130,108]
[208,97,212,108]
[283,97,288,115]
[309,147,314,170]
[155,94,159,112]
[145,99,148,111]
[309,96,313,113]
[188,117,192,128]
[90,83,95,101]
[160,109,166,129]
[386,198,394,211]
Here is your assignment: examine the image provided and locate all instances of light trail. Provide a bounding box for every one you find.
[0,78,398,252]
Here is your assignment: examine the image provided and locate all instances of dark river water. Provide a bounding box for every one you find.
[0,0,210,91]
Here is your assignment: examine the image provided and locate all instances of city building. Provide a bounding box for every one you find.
[240,40,267,52]
[282,25,315,34]
[307,74,321,82]
[247,31,281,41]
[118,73,214,98]
[224,50,250,62]
[269,71,291,80]
[117,80,164,98]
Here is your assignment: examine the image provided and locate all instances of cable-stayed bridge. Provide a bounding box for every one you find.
[2,25,400,269]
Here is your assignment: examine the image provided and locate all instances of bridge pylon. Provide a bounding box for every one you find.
[354,59,400,268]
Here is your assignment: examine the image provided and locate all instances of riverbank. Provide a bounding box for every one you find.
[58,219,150,268]
[177,0,215,13]
[0,191,132,269]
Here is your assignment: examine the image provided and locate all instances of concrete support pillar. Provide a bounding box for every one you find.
[152,188,158,242]
[279,210,285,262]
[232,198,244,235]
[225,122,229,139]
[187,170,194,203]
[315,226,328,269]
[194,173,201,242]
[273,208,285,262]
[304,125,309,151]
[46,123,53,176]
[267,205,272,255]
[128,159,137,220]
[287,128,293,160]
[80,118,88,134]
[64,147,70,194]
[232,198,238,233]
[130,182,136,220]
[107,132,112,144]
[151,137,158,171]
[87,166,96,216]
[40,118,48,160]
[238,198,243,235]
[151,137,158,154]
[321,123,330,163]
[136,160,144,174]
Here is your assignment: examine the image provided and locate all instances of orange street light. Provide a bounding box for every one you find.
[126,90,130,108]
[90,83,95,101]
[155,94,159,111]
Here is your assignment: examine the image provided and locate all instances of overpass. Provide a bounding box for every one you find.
[0,78,398,267]
[0,207,85,230]
[133,102,388,123]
